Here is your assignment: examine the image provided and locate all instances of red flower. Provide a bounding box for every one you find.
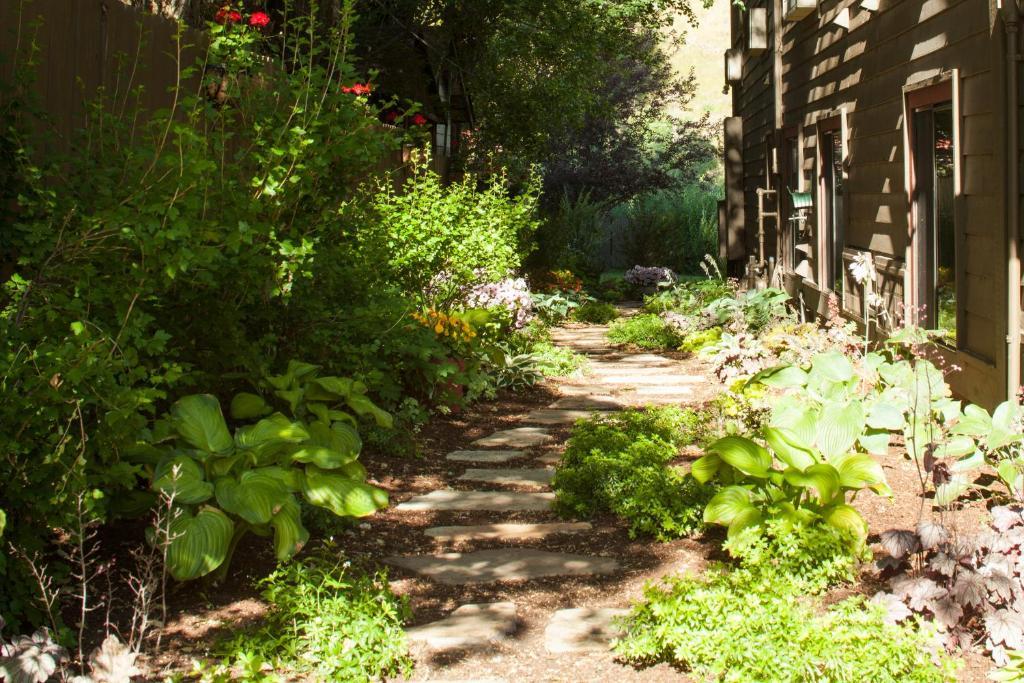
[215,7,242,23]
[249,11,270,27]
[411,113,429,126]
[341,82,372,96]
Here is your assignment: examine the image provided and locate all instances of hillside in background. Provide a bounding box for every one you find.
[665,1,731,127]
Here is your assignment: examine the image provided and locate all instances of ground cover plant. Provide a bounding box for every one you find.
[552,407,712,540]
[572,301,619,324]
[606,314,685,350]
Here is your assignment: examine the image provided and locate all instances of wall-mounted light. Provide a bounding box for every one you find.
[860,0,880,11]
[748,8,768,55]
[725,48,743,86]
[833,6,851,29]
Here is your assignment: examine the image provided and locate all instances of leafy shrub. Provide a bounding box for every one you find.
[572,301,619,324]
[615,568,958,682]
[679,326,722,352]
[707,287,792,334]
[606,314,684,350]
[528,341,587,377]
[724,517,865,594]
[530,290,588,324]
[213,554,412,682]
[642,278,736,316]
[552,408,711,540]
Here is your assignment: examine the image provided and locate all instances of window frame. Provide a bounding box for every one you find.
[781,125,801,272]
[815,113,848,296]
[903,73,962,349]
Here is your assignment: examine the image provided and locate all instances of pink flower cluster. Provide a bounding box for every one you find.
[464,277,534,329]
[625,265,676,288]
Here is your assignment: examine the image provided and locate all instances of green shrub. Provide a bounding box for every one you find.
[529,341,587,377]
[679,326,722,352]
[615,568,959,683]
[552,408,712,540]
[213,554,413,682]
[724,517,865,594]
[572,301,619,324]
[606,314,684,350]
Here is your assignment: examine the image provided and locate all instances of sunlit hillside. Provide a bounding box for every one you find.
[664,0,732,125]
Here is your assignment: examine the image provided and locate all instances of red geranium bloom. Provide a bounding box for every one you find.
[341,82,372,96]
[215,7,242,23]
[249,11,270,27]
[411,113,429,126]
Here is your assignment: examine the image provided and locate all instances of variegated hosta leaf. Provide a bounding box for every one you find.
[170,394,234,455]
[214,469,292,525]
[270,495,309,562]
[152,455,213,505]
[301,466,388,518]
[987,609,1024,650]
[916,520,950,550]
[869,592,912,625]
[880,529,920,560]
[166,507,234,581]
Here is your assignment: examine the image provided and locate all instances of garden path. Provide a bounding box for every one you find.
[381,307,722,682]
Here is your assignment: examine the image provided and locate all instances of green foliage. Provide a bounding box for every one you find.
[572,301,619,324]
[528,341,587,378]
[724,517,865,594]
[531,290,588,325]
[212,554,412,682]
[707,287,791,334]
[142,364,390,580]
[615,568,959,683]
[643,277,735,316]
[552,408,712,540]
[606,314,684,350]
[614,186,721,276]
[679,326,722,352]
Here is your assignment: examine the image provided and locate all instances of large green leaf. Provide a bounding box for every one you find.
[171,395,233,455]
[858,429,891,456]
[866,402,905,431]
[258,465,305,492]
[810,351,855,384]
[816,400,865,459]
[727,507,763,540]
[166,507,234,581]
[234,414,310,464]
[303,421,361,460]
[704,486,755,526]
[0,509,6,538]
[909,360,950,407]
[706,436,771,478]
[952,404,992,437]
[934,475,971,507]
[289,445,358,469]
[690,453,722,484]
[214,469,292,525]
[991,402,1023,451]
[346,394,394,429]
[770,398,818,450]
[823,504,867,546]
[230,392,272,420]
[153,455,213,504]
[763,427,817,471]
[832,453,891,495]
[304,376,358,401]
[783,464,840,503]
[270,496,309,561]
[748,364,808,389]
[301,466,388,517]
[933,435,977,459]
[997,460,1024,495]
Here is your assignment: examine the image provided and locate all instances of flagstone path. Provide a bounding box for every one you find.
[383,307,720,682]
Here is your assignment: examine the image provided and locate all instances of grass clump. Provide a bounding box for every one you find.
[572,300,620,324]
[552,407,712,540]
[213,555,413,682]
[615,568,959,683]
[606,314,683,350]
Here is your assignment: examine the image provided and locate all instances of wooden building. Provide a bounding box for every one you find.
[721,0,1024,408]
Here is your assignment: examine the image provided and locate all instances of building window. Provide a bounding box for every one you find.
[784,133,800,271]
[909,90,957,346]
[819,125,845,294]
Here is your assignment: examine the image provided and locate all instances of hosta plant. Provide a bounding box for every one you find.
[139,361,391,581]
[873,507,1024,666]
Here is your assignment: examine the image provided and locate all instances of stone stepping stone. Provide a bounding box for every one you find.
[406,602,517,651]
[536,452,561,466]
[544,607,629,653]
[523,408,614,425]
[473,427,552,448]
[632,385,696,396]
[457,468,554,487]
[596,374,702,385]
[386,549,620,585]
[558,384,623,397]
[549,397,624,410]
[446,449,523,463]
[394,490,555,512]
[424,522,591,541]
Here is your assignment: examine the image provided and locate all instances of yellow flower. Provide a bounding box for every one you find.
[434,323,444,334]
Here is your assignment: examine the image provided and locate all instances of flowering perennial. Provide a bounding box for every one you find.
[341,83,373,96]
[464,277,535,329]
[625,265,677,288]
[412,310,476,342]
[249,11,271,27]
[215,7,243,23]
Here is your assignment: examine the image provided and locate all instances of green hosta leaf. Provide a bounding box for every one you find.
[258,466,305,492]
[346,394,393,429]
[270,495,308,561]
[810,351,855,384]
[934,475,971,507]
[275,389,304,415]
[904,419,934,462]
[933,398,963,423]
[763,427,817,471]
[170,395,233,454]
[301,466,388,517]
[230,392,272,420]
[952,449,985,473]
[289,446,357,469]
[748,364,807,389]
[770,501,819,528]
[166,507,234,580]
[234,414,309,448]
[991,402,1024,451]
[816,400,865,459]
[952,404,992,437]
[770,398,818,450]
[690,453,722,484]
[706,436,771,478]
[214,469,291,525]
[859,429,891,456]
[998,460,1024,495]
[910,360,950,407]
[823,504,867,546]
[0,508,6,537]
[933,435,977,459]
[832,453,891,495]
[306,402,331,425]
[338,460,368,481]
[783,464,840,503]
[727,507,763,540]
[153,455,213,504]
[304,376,358,401]
[304,421,361,459]
[877,359,913,388]
[704,486,755,526]
[866,402,905,431]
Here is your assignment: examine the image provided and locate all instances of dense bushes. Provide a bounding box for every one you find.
[552,408,712,540]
